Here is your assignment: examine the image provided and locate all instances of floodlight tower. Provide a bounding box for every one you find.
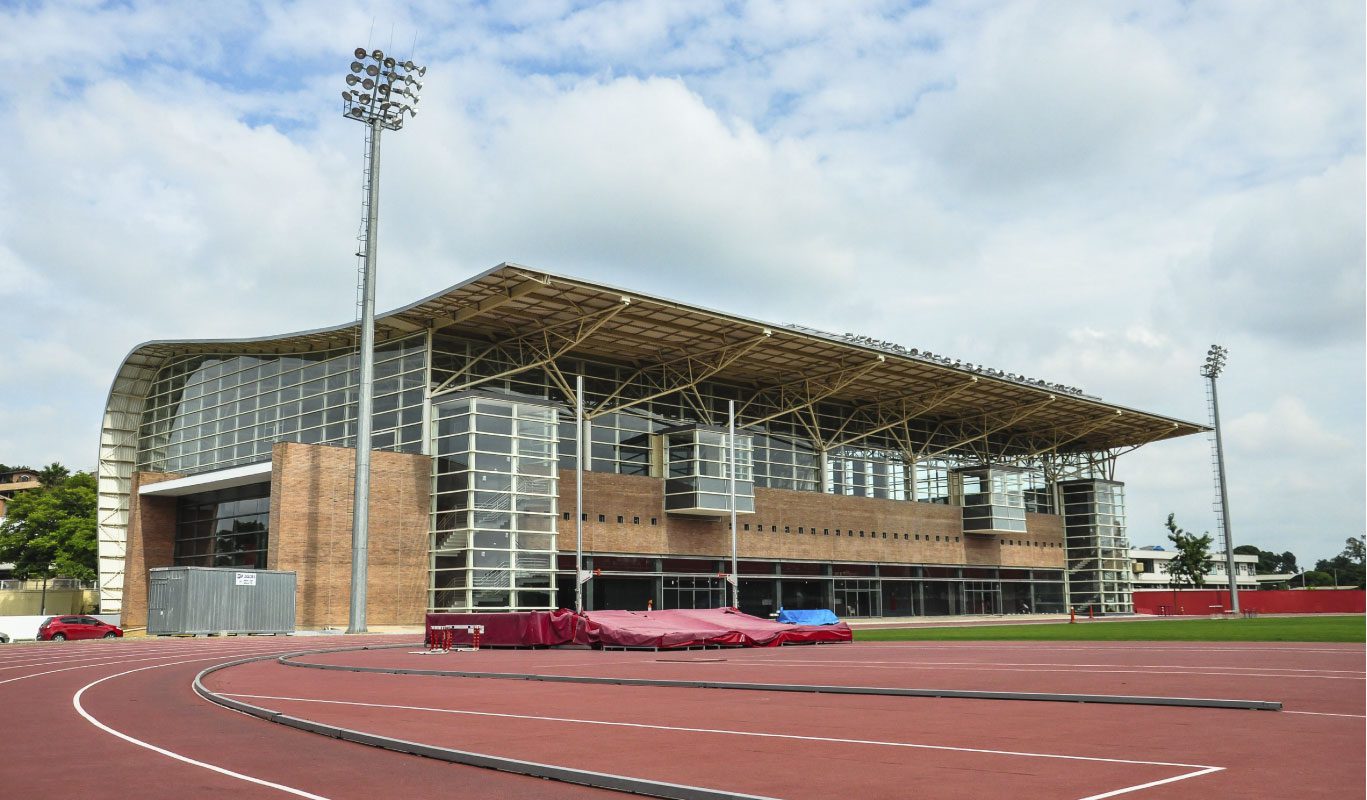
[341,47,425,634]
[1201,344,1238,613]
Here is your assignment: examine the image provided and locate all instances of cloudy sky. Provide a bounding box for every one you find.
[1,1,1361,566]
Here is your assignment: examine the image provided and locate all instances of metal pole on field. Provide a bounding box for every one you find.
[341,47,425,634]
[729,400,738,609]
[575,374,586,613]
[1201,344,1239,614]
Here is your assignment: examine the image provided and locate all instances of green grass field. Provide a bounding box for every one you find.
[853,615,1365,643]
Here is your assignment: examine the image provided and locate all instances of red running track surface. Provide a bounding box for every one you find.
[0,635,611,799]
[2,636,1361,799]
[203,640,1363,799]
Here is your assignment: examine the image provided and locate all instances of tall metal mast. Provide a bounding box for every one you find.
[341,47,425,634]
[1201,344,1238,613]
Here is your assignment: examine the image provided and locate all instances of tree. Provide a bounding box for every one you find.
[37,462,71,488]
[1164,514,1215,610]
[0,471,98,581]
[1303,571,1335,588]
[1310,537,1366,588]
[1232,544,1299,575]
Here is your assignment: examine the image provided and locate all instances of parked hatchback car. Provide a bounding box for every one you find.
[37,616,123,641]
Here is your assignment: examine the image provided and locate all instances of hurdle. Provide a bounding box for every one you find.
[417,624,484,654]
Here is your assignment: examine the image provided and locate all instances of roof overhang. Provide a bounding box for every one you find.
[138,461,272,497]
[107,263,1208,455]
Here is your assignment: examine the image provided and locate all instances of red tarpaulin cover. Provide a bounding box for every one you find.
[425,608,851,649]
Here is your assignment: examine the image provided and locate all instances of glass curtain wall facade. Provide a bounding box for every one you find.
[559,557,1067,618]
[953,467,1028,533]
[173,485,270,568]
[664,427,755,514]
[1060,479,1132,614]
[430,395,559,611]
[135,335,427,475]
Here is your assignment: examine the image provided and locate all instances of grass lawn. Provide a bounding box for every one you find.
[854,615,1365,643]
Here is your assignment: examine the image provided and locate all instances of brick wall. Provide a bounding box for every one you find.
[555,470,1065,569]
[121,471,184,629]
[270,442,430,628]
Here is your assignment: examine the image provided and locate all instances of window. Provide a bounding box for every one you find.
[598,514,606,523]
[632,516,640,524]
[616,515,624,524]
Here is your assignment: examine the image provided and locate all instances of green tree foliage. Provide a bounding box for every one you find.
[1302,570,1335,588]
[1164,513,1214,589]
[0,471,98,581]
[1233,544,1299,574]
[36,462,71,487]
[1313,536,1366,588]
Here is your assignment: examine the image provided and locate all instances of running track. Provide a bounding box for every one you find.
[2,635,1362,799]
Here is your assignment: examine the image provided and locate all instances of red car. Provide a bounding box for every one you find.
[37,616,123,641]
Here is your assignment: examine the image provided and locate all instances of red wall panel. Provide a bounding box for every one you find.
[1133,589,1365,615]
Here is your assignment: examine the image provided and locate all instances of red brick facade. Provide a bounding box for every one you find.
[121,471,184,630]
[269,442,429,628]
[554,470,1065,569]
[120,443,429,631]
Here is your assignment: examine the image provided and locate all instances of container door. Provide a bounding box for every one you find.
[148,573,171,634]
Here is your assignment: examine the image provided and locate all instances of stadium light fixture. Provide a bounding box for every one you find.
[1201,343,1238,613]
[341,46,425,635]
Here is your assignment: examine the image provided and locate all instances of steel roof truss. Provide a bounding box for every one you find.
[586,332,773,419]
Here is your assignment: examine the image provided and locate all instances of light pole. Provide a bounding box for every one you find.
[1201,344,1238,613]
[341,47,425,634]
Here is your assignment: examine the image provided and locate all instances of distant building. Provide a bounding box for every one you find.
[99,264,1207,626]
[0,468,42,520]
[1130,546,1258,590]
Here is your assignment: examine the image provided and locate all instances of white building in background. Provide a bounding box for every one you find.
[1130,546,1258,590]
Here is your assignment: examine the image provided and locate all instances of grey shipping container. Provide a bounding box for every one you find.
[147,567,296,635]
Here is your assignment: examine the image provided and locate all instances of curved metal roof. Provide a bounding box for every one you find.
[104,262,1206,454]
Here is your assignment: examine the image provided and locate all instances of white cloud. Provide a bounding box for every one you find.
[0,0,1360,564]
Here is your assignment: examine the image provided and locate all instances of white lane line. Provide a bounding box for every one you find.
[843,643,1364,654]
[1282,710,1367,718]
[224,692,1224,773]
[1076,766,1225,800]
[0,641,326,685]
[711,661,1364,680]
[72,654,333,799]
[735,658,1364,674]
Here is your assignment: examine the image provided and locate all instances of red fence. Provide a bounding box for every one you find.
[1133,589,1365,616]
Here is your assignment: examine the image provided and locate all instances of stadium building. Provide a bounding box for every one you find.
[99,264,1205,628]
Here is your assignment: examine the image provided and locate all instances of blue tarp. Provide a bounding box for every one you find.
[776,608,840,625]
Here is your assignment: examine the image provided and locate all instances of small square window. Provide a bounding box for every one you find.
[824,529,829,535]
[798,527,804,534]
[632,516,640,524]
[915,534,921,541]
[616,515,624,524]
[859,530,864,538]
[784,526,790,533]
[581,513,588,521]
[955,537,961,543]
[650,517,658,526]
[935,535,941,542]
[598,514,606,523]
[562,512,571,520]
[744,523,750,531]
[881,532,887,539]
[771,525,777,532]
